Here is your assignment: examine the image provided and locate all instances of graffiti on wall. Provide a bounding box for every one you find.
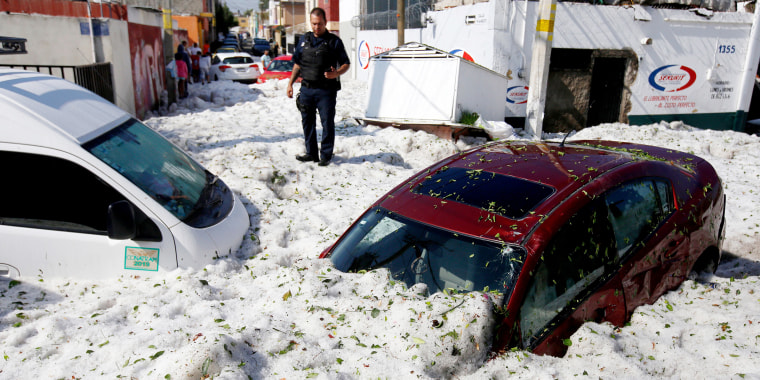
[128,23,165,119]
[173,30,189,53]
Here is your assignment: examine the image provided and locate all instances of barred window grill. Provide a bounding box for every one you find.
[358,0,432,30]
[74,63,115,103]
[0,63,114,104]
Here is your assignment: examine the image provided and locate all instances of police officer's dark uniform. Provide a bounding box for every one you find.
[291,28,350,166]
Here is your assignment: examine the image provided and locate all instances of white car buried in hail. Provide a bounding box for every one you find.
[210,52,261,83]
[0,68,250,279]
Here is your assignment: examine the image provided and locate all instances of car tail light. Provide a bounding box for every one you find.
[219,65,231,72]
[250,64,259,70]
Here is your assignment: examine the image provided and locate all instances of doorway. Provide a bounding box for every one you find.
[544,49,636,133]
[587,57,627,127]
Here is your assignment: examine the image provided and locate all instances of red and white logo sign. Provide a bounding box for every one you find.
[449,49,474,62]
[648,65,697,92]
[506,86,529,104]
[358,40,371,70]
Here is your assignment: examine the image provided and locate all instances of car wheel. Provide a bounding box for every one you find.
[688,248,720,281]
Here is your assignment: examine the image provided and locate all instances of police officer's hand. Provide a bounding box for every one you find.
[287,83,294,98]
[324,67,338,80]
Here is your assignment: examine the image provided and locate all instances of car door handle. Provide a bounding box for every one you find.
[665,239,685,259]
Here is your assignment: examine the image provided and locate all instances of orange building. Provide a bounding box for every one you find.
[172,15,208,50]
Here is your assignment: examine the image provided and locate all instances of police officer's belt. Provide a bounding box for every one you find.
[301,79,337,90]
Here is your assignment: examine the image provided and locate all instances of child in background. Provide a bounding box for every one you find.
[175,52,188,98]
[261,50,272,71]
[190,53,201,84]
[199,52,212,85]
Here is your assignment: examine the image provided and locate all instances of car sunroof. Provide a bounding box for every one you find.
[412,167,555,219]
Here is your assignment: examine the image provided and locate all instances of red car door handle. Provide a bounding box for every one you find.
[665,239,684,258]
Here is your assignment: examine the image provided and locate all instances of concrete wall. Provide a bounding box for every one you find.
[354,2,498,82]
[351,1,756,130]
[546,4,753,123]
[105,19,137,116]
[339,0,360,80]
[0,13,136,115]
[421,2,499,71]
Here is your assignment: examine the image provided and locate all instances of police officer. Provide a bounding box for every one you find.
[287,7,350,166]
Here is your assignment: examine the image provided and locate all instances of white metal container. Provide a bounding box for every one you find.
[364,43,508,124]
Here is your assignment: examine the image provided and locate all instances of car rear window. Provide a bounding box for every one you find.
[223,56,253,64]
[412,167,554,219]
[268,60,293,71]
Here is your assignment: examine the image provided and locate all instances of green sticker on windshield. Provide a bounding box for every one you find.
[124,247,159,271]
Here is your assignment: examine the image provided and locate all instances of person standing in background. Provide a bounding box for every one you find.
[190,51,200,84]
[261,50,272,71]
[178,42,192,83]
[199,52,211,85]
[190,42,202,56]
[174,52,188,98]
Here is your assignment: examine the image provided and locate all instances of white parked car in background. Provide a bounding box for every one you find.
[210,52,261,83]
[0,69,250,278]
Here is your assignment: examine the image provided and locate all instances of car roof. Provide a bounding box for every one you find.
[377,140,701,244]
[272,55,292,61]
[0,69,130,146]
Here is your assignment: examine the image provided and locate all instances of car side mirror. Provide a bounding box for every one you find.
[108,200,137,240]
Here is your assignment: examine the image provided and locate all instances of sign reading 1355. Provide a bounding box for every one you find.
[718,44,736,54]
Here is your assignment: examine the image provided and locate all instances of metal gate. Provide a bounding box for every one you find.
[0,63,114,104]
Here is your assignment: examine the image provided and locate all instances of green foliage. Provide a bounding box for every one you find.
[215,3,239,35]
[150,351,164,360]
[202,357,212,376]
[259,0,270,12]
[459,111,479,126]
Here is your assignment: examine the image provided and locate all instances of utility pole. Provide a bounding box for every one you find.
[397,0,405,46]
[525,0,557,139]
[86,0,96,63]
[736,4,760,130]
[163,2,176,105]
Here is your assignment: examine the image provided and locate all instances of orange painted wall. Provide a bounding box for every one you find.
[172,15,202,47]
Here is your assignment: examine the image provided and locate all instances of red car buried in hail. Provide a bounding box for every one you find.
[320,140,725,357]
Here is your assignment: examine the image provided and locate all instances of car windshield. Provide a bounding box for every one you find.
[329,207,525,299]
[83,118,207,221]
[268,60,293,72]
